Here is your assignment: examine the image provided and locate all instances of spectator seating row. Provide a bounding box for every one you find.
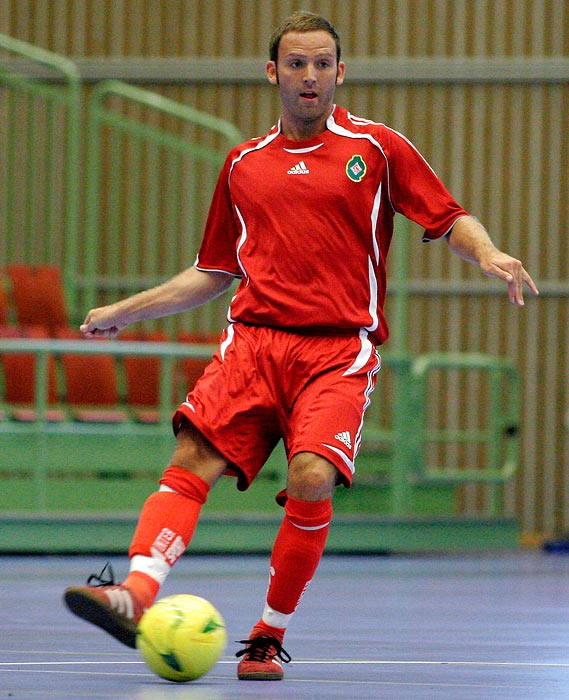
[0,265,219,424]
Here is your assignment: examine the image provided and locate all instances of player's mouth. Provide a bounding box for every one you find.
[300,91,318,102]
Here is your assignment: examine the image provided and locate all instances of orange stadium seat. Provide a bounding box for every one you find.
[0,280,9,325]
[121,331,171,423]
[8,264,68,334]
[0,324,65,422]
[55,327,127,423]
[177,332,219,394]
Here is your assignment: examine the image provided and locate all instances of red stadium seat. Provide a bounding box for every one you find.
[55,327,127,423]
[0,281,9,325]
[8,264,68,334]
[177,332,219,394]
[121,331,172,423]
[0,324,65,422]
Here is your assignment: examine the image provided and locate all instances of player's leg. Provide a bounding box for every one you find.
[236,452,337,680]
[237,331,380,680]
[64,421,228,648]
[125,420,227,598]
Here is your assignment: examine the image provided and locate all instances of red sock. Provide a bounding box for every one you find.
[125,467,210,604]
[250,619,286,645]
[266,496,333,617]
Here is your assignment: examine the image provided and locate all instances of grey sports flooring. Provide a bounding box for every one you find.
[2,552,569,699]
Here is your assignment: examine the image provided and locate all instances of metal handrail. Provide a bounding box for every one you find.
[91,80,243,146]
[82,79,244,329]
[0,338,216,427]
[0,33,82,314]
[410,352,520,484]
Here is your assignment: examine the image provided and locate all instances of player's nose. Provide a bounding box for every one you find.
[303,65,317,84]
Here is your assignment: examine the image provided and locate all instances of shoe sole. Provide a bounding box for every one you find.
[64,587,138,649]
[238,672,284,681]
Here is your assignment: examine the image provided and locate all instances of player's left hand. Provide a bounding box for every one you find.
[480,251,539,306]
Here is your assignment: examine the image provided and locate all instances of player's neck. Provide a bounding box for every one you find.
[279,110,332,142]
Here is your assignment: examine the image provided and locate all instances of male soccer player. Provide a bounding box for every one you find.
[64,11,538,681]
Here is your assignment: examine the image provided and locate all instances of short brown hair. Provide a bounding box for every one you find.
[269,11,341,63]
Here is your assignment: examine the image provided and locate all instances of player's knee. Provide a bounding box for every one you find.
[287,452,338,501]
[169,420,227,486]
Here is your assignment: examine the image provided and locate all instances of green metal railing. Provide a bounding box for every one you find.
[358,221,521,515]
[1,37,243,330]
[361,350,520,516]
[0,33,81,315]
[410,353,520,484]
[0,336,520,518]
[0,337,218,514]
[81,80,243,334]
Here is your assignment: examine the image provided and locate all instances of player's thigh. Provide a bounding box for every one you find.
[286,362,378,486]
[169,419,228,486]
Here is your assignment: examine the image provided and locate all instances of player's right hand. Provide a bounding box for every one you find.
[80,308,123,338]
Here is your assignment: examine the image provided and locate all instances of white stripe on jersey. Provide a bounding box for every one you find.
[343,328,374,376]
[346,112,380,126]
[384,125,440,177]
[228,128,281,179]
[234,204,250,283]
[366,256,379,333]
[219,323,235,360]
[326,111,386,329]
[326,111,394,207]
[371,182,382,265]
[227,206,251,325]
[283,143,324,154]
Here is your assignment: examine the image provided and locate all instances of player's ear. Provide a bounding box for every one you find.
[335,61,346,86]
[266,61,279,85]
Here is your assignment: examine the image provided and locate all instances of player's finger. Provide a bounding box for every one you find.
[80,311,97,334]
[508,276,524,306]
[509,266,540,306]
[522,268,540,296]
[88,326,119,338]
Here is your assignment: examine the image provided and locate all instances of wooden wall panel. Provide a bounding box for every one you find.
[1,1,567,58]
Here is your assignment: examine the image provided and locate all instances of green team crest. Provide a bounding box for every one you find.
[346,155,367,182]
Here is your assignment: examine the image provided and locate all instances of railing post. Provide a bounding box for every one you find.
[389,355,417,516]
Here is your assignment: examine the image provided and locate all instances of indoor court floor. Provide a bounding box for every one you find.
[2,552,569,699]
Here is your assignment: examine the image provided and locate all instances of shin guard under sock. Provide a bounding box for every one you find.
[126,468,210,601]
[265,496,333,621]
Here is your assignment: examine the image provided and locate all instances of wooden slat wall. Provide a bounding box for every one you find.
[1,0,567,540]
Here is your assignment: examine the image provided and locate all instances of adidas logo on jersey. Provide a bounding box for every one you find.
[334,431,352,450]
[287,160,310,174]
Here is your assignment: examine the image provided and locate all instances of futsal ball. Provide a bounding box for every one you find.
[136,594,227,682]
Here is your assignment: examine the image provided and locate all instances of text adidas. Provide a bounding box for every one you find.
[334,431,352,450]
[288,160,310,174]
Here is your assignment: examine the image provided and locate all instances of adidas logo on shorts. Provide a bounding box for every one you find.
[334,431,352,450]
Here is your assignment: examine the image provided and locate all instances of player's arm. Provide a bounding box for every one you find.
[445,215,539,307]
[80,267,234,338]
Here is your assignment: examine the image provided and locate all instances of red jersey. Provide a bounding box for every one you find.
[195,105,468,345]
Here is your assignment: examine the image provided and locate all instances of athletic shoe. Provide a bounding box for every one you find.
[236,635,291,680]
[63,563,145,649]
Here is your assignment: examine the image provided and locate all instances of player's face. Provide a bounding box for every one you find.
[266,30,345,140]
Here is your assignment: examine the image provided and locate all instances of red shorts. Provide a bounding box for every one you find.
[173,323,381,491]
